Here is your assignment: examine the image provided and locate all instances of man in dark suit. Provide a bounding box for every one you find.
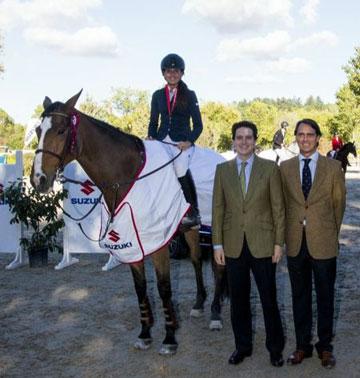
[212,121,285,367]
[273,121,289,150]
[280,119,346,369]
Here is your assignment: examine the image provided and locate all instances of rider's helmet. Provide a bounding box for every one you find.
[281,121,289,129]
[161,54,185,73]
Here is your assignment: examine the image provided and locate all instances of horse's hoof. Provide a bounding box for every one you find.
[159,343,178,356]
[209,319,223,330]
[134,338,152,350]
[190,308,204,318]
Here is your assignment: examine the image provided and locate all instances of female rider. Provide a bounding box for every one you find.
[148,53,203,228]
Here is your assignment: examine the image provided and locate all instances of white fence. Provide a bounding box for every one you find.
[0,151,26,269]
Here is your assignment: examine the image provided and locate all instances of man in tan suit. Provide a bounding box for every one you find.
[280,119,346,369]
[212,121,285,367]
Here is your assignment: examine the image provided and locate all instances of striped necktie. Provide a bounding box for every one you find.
[240,161,247,198]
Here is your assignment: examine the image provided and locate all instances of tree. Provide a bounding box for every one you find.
[0,33,4,75]
[327,85,360,141]
[344,46,360,100]
[0,108,24,149]
[199,102,241,151]
[108,87,150,137]
[242,101,278,146]
[79,94,113,122]
[326,47,360,142]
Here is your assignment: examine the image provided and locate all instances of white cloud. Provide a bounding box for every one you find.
[226,73,281,84]
[216,29,338,64]
[24,26,120,57]
[182,0,293,33]
[0,0,120,58]
[217,31,291,62]
[0,0,102,29]
[266,57,311,73]
[300,0,319,24]
[292,31,338,49]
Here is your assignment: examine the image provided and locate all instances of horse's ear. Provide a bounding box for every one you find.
[65,89,83,111]
[43,96,52,109]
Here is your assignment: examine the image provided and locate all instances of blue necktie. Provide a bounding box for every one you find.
[302,159,312,200]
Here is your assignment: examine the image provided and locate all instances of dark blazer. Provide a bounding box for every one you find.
[148,85,203,143]
[273,129,284,149]
[212,155,285,258]
[280,155,346,259]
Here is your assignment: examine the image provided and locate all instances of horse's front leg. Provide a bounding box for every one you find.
[130,262,154,350]
[209,260,227,330]
[151,247,178,355]
[184,229,207,317]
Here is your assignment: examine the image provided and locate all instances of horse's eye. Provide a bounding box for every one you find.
[57,129,66,135]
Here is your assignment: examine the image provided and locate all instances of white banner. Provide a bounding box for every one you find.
[0,151,24,268]
[24,119,40,147]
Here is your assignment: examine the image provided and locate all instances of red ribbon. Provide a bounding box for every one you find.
[165,85,178,117]
[70,112,80,154]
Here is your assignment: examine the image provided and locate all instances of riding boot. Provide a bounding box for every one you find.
[178,170,201,229]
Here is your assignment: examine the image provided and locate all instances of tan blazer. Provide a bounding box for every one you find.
[212,155,285,258]
[280,155,346,259]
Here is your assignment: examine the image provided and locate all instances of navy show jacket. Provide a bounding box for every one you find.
[148,86,203,144]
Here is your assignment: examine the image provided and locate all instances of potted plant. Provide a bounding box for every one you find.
[2,178,67,267]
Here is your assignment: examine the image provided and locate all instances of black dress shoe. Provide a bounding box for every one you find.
[228,349,252,365]
[270,353,284,367]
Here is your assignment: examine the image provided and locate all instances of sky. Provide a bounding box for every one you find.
[0,0,359,125]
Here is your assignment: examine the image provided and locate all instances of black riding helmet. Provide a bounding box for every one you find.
[281,121,289,128]
[161,54,185,73]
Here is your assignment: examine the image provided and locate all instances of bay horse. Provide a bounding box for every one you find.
[327,141,357,173]
[30,90,225,355]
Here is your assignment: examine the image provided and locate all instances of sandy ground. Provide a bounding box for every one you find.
[1,166,360,378]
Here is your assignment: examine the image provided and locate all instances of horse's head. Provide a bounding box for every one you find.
[31,90,83,193]
[349,141,357,157]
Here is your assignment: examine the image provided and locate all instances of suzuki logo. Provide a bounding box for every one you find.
[80,180,95,195]
[108,230,120,243]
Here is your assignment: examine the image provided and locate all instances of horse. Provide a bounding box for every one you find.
[30,90,225,355]
[326,142,357,173]
[257,141,299,164]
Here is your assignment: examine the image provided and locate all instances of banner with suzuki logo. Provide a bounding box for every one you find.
[62,161,105,256]
[0,151,22,257]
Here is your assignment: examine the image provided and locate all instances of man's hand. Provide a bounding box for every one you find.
[272,244,283,264]
[214,247,226,266]
[177,141,192,150]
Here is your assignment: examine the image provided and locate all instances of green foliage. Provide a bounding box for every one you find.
[0,108,25,149]
[79,94,113,121]
[199,102,241,151]
[326,85,359,141]
[3,179,67,252]
[344,46,360,100]
[242,101,278,146]
[107,87,150,137]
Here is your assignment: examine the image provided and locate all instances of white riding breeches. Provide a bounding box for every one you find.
[163,135,193,178]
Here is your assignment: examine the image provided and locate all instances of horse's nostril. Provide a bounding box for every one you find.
[39,175,46,186]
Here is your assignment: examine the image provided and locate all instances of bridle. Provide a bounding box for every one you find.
[35,111,73,172]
